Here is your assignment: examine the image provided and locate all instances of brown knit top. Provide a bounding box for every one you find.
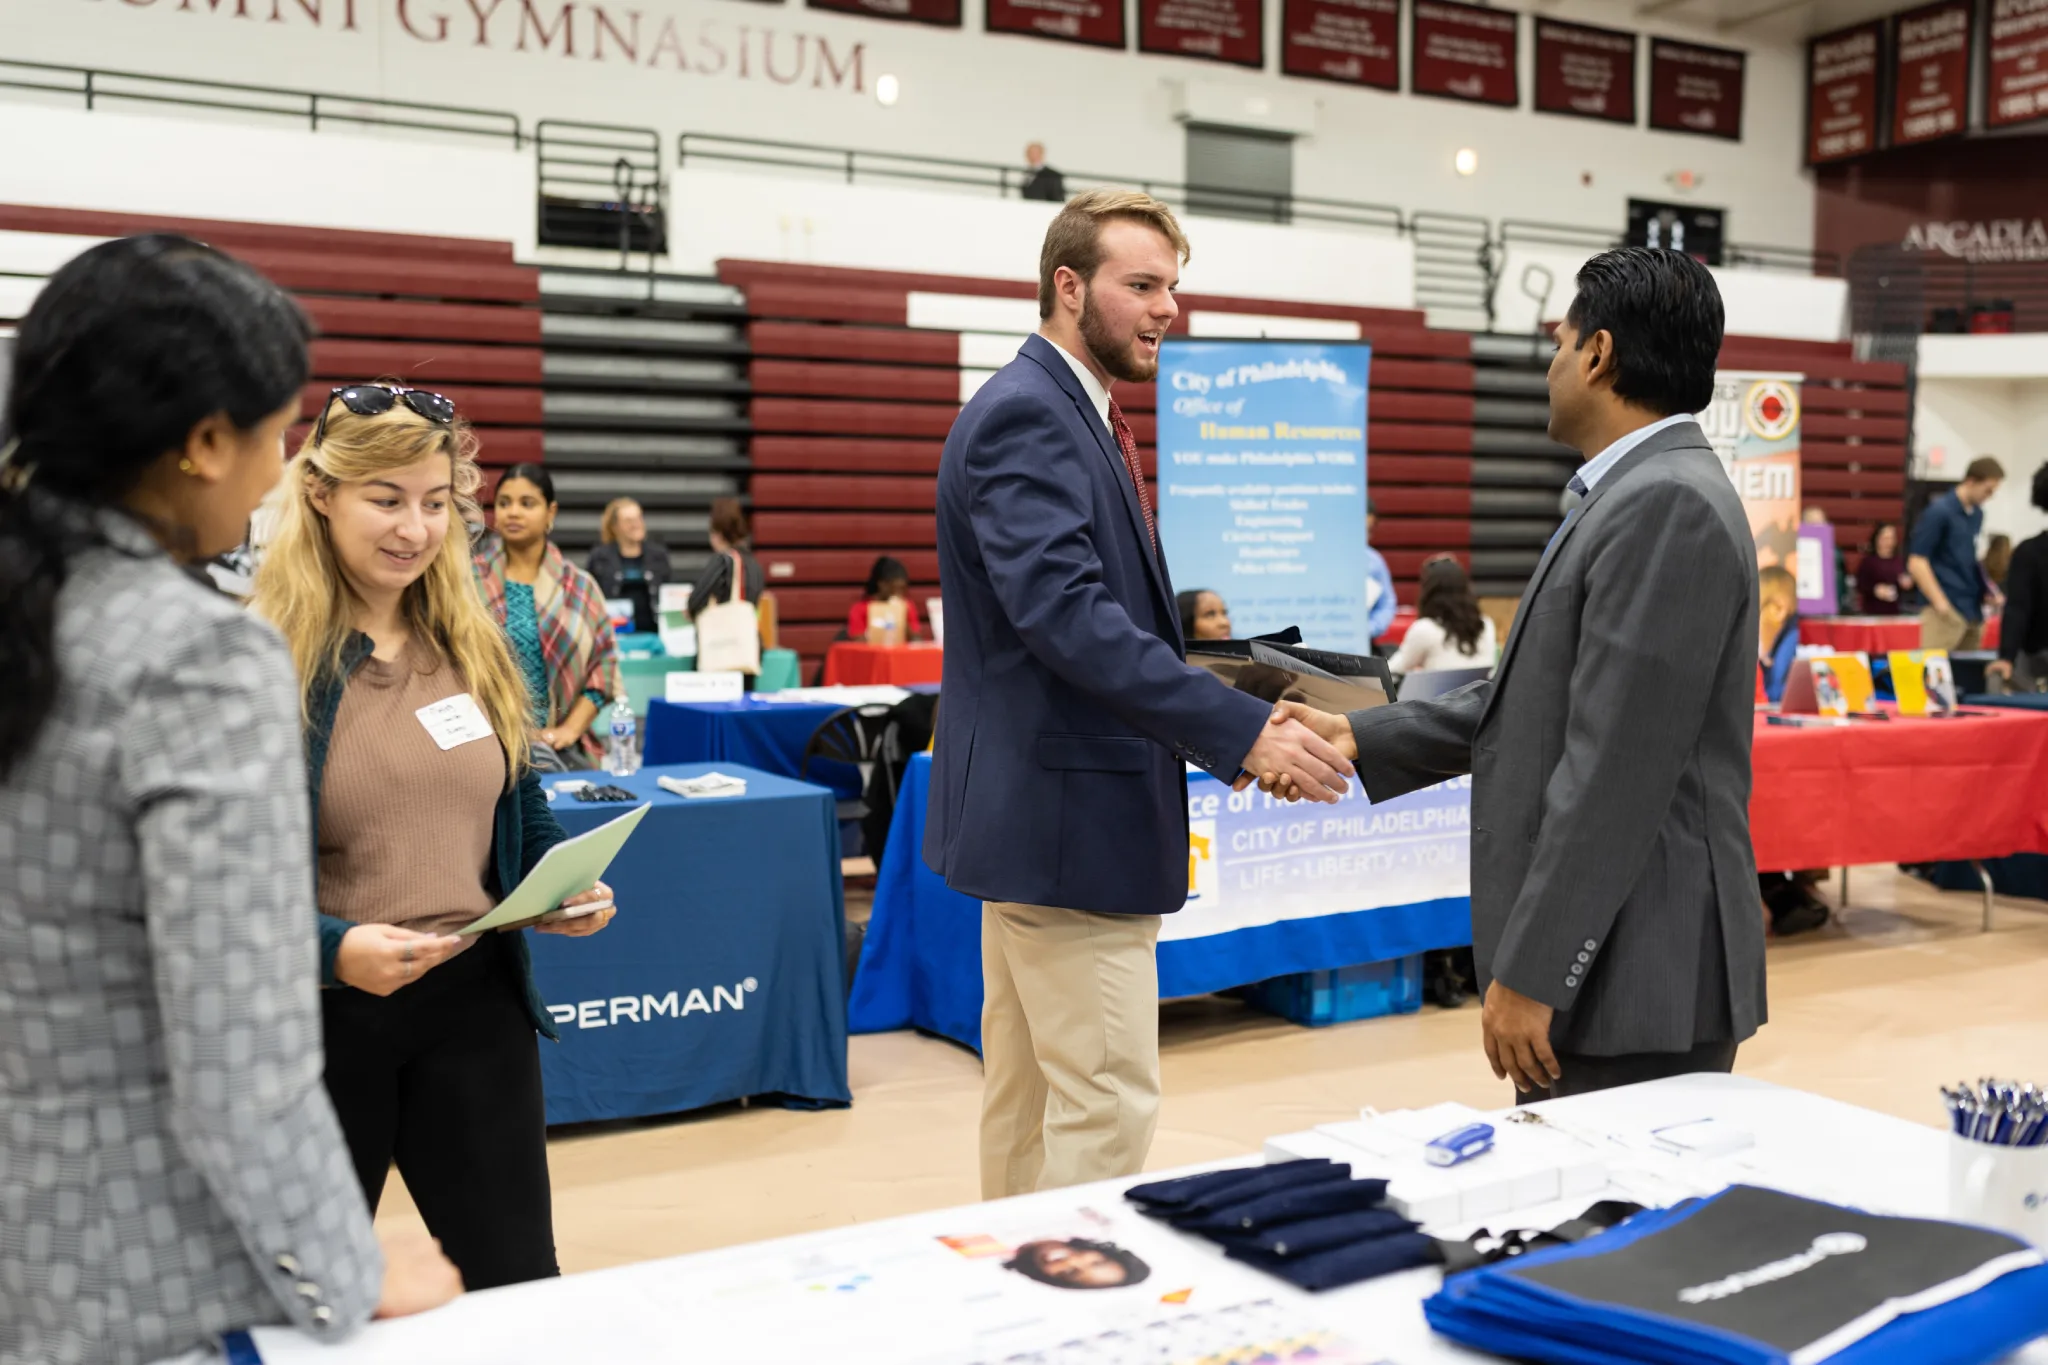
[316,638,506,942]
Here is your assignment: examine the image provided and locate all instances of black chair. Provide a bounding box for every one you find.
[799,703,902,836]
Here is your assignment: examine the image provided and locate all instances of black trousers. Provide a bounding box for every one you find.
[1517,1039,1739,1103]
[321,933,559,1290]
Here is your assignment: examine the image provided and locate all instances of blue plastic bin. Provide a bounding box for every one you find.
[1239,956,1424,1027]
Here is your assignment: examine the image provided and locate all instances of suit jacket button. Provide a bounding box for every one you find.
[1565,975,1579,988]
[311,1306,334,1328]
[275,1254,300,1276]
[1583,939,1597,951]
[1577,952,1590,964]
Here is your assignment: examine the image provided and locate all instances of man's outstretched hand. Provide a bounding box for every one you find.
[1238,707,1355,804]
[1250,702,1357,802]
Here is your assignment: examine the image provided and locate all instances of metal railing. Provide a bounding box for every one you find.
[537,120,668,263]
[677,132,1407,236]
[0,58,524,146]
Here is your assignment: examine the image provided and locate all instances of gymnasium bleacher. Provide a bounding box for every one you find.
[0,205,1908,681]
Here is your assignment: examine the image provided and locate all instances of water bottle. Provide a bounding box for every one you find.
[604,695,640,776]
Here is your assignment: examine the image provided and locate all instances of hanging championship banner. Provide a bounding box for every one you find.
[1156,340,1372,651]
[1891,0,1974,145]
[1534,19,1638,124]
[1138,0,1264,66]
[1282,0,1401,88]
[987,0,1127,48]
[1648,39,1747,138]
[1989,0,2048,128]
[1807,20,1883,162]
[1411,0,1521,106]
[808,0,962,23]
[1698,371,1804,573]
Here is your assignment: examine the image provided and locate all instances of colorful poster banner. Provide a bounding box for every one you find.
[1698,370,1804,573]
[1411,0,1520,106]
[1156,340,1372,652]
[1534,19,1638,123]
[1649,39,1747,139]
[1891,0,1974,145]
[1807,21,1884,162]
[1282,0,1401,88]
[1989,0,2048,128]
[986,0,1127,48]
[1137,0,1264,66]
[807,0,962,23]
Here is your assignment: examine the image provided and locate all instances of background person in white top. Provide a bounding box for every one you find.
[1387,556,1498,676]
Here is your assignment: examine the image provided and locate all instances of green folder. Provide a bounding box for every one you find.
[456,802,652,935]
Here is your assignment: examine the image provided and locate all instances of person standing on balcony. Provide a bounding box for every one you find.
[1021,142,1067,203]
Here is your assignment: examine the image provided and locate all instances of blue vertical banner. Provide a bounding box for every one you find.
[1156,341,1372,651]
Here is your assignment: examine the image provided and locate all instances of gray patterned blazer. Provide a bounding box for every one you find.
[0,520,382,1365]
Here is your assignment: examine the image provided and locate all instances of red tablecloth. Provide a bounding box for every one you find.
[1801,615,2002,654]
[1749,709,2048,872]
[822,642,944,687]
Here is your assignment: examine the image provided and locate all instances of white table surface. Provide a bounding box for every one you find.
[249,1074,2048,1364]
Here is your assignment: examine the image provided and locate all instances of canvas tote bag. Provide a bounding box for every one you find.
[695,551,761,675]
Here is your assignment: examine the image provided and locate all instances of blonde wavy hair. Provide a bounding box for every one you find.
[251,397,531,775]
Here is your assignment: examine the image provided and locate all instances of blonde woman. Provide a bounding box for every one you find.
[473,463,621,768]
[251,385,616,1292]
[586,495,673,635]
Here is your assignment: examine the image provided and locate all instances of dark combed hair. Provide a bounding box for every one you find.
[1565,247,1724,417]
[863,555,910,600]
[0,234,310,777]
[2034,464,2048,513]
[1416,557,1485,654]
[495,461,557,507]
[1176,588,1209,639]
[1002,1239,1151,1290]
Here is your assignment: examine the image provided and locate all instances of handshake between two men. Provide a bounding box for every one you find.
[1231,697,1568,1099]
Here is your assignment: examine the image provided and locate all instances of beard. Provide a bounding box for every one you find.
[1080,291,1157,384]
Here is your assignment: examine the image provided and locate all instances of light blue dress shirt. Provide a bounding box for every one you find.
[1573,412,1700,492]
[1364,544,1397,640]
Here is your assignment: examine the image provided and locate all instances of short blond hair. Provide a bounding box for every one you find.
[599,496,640,546]
[1037,189,1191,319]
[1759,565,1797,610]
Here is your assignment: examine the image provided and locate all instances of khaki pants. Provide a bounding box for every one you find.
[1920,608,1982,653]
[979,901,1161,1200]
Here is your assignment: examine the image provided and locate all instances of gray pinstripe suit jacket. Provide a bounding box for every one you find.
[1348,423,1768,1056]
[0,519,381,1365]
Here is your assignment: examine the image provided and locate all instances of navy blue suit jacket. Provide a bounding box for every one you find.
[922,334,1272,917]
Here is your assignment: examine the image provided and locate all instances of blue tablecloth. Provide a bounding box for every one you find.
[642,698,860,799]
[849,754,1473,1050]
[528,763,849,1125]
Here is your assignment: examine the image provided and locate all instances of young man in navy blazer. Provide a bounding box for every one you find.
[925,190,1354,1198]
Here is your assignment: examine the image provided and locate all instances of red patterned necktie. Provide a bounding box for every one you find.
[1107,398,1157,550]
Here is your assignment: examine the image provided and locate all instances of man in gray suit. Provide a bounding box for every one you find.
[1265,248,1766,1098]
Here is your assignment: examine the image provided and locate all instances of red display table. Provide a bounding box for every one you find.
[1801,615,2002,654]
[822,642,944,687]
[1377,609,1417,647]
[1749,709,2048,902]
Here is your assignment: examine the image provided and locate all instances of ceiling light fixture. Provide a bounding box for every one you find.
[876,74,901,106]
[1454,148,1478,176]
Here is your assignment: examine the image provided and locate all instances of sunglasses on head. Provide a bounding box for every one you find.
[312,384,457,447]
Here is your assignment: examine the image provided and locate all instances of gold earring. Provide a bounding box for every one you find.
[178,457,197,476]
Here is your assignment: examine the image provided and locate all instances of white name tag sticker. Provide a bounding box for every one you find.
[416,692,496,750]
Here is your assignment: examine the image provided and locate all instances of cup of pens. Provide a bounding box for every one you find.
[1945,1080,2048,1246]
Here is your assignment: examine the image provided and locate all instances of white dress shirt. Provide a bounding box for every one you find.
[1388,616,1499,676]
[1574,412,1699,491]
[1042,335,1113,433]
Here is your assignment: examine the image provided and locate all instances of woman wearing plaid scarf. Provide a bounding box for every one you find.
[475,463,623,770]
